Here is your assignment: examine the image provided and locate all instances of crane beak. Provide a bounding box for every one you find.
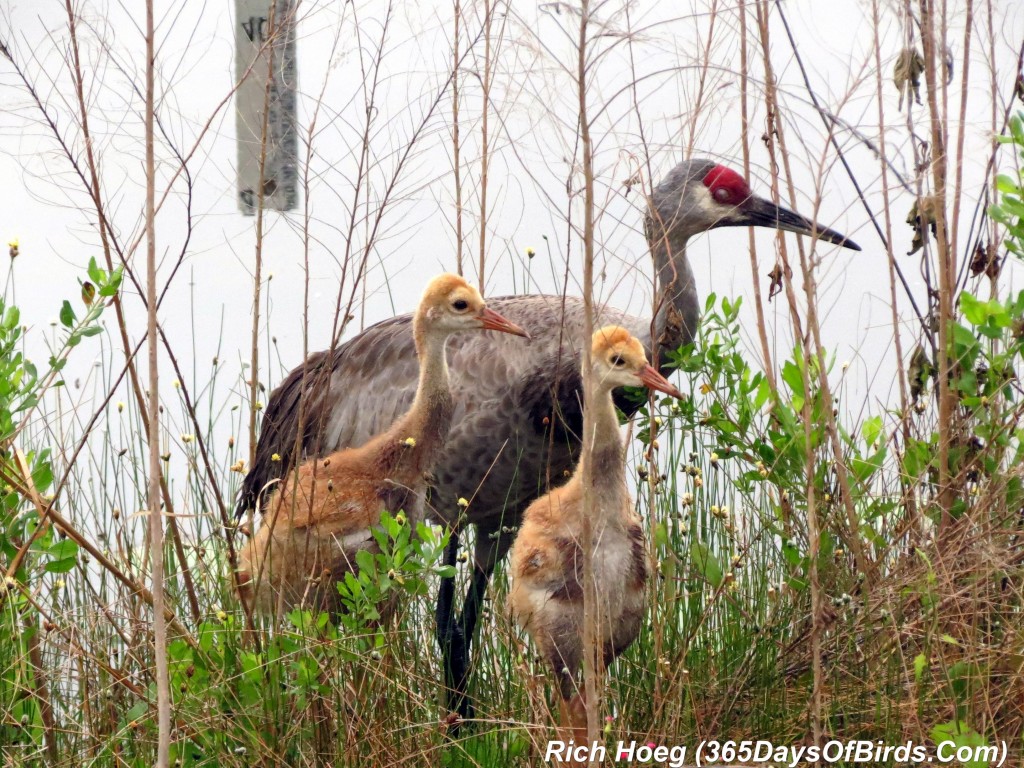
[636,364,685,399]
[479,307,531,339]
[734,195,861,251]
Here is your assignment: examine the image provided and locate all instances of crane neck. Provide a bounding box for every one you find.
[578,379,627,500]
[649,225,700,370]
[382,318,454,472]
[411,320,451,402]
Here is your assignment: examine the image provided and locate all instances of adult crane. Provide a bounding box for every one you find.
[235,158,860,722]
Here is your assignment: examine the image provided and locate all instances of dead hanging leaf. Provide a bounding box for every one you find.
[622,170,643,195]
[969,241,987,276]
[915,139,932,174]
[894,48,925,111]
[944,46,955,86]
[969,240,1001,279]
[986,252,1003,281]
[908,344,934,404]
[767,262,789,301]
[906,196,942,255]
[81,281,96,307]
[1015,73,1024,105]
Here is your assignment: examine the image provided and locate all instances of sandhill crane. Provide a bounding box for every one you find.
[237,274,529,615]
[509,325,683,744]
[236,158,860,718]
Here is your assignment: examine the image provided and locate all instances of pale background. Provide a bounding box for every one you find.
[1,0,1022,490]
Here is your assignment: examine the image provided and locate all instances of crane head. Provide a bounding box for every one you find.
[419,273,531,339]
[591,325,684,398]
[648,159,861,251]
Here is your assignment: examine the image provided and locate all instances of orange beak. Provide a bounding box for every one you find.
[637,364,684,399]
[479,307,531,339]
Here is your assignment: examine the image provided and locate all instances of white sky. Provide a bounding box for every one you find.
[1,0,1023,486]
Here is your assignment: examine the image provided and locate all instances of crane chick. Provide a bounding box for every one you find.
[509,325,683,739]
[239,274,529,616]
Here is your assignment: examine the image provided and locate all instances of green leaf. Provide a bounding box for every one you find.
[861,415,884,447]
[45,557,78,574]
[914,652,928,682]
[59,301,76,328]
[2,306,19,330]
[689,540,723,588]
[87,256,104,285]
[995,173,1020,195]
[46,539,78,560]
[31,462,53,493]
[781,360,805,398]
[929,721,987,768]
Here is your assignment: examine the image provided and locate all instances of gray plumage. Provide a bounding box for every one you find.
[238,158,859,575]
[235,157,859,718]
[240,294,645,568]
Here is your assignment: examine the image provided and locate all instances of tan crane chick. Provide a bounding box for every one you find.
[509,325,683,740]
[239,274,529,616]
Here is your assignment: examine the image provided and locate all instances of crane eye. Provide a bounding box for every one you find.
[611,354,626,367]
[452,299,469,311]
[713,187,732,203]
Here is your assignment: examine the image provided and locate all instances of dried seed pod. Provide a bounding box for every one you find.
[767,262,789,301]
[906,196,942,255]
[894,47,925,111]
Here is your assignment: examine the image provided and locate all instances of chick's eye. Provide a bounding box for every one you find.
[713,187,732,203]
[611,355,626,367]
[452,299,469,311]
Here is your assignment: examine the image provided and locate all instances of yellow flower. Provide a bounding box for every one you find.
[700,382,712,394]
[8,238,19,259]
[271,453,281,462]
[230,460,246,473]
[402,437,416,447]
[457,497,469,508]
[525,246,536,258]
[181,434,193,443]
[254,401,263,411]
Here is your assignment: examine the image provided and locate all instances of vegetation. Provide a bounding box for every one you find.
[2,1,1024,766]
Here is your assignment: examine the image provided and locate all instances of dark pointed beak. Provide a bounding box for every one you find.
[479,307,531,339]
[636,364,685,399]
[731,195,861,251]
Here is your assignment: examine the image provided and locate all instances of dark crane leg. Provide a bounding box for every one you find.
[435,523,511,729]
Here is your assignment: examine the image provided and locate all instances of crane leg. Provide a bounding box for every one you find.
[435,527,461,711]
[436,522,513,729]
